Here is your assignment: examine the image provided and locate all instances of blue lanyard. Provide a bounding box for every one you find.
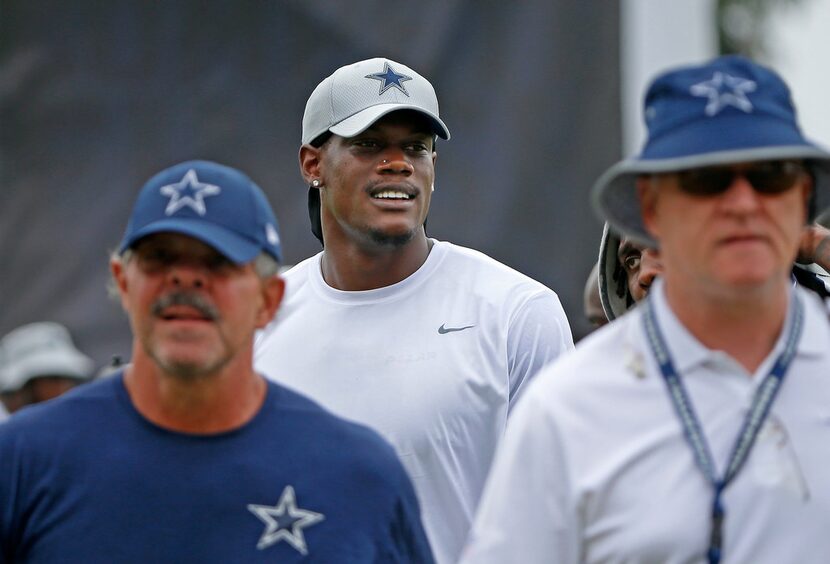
[642,294,804,564]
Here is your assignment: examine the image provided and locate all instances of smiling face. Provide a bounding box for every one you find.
[639,162,812,298]
[303,110,437,252]
[111,233,283,379]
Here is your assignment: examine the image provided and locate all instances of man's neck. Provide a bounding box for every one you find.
[124,350,266,434]
[320,234,433,291]
[663,276,791,374]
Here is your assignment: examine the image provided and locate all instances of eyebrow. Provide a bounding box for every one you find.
[617,240,640,261]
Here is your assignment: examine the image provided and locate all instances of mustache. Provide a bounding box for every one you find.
[151,292,219,321]
[365,180,418,193]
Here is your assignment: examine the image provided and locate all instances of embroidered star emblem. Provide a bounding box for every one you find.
[689,71,757,116]
[365,62,412,96]
[265,223,280,246]
[159,169,221,216]
[248,486,325,554]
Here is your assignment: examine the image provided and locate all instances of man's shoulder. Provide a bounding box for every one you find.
[529,314,646,398]
[265,381,406,474]
[279,253,320,286]
[0,376,121,447]
[436,240,556,297]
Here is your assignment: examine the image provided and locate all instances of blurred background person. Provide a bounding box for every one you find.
[598,221,830,323]
[0,321,94,415]
[597,222,662,321]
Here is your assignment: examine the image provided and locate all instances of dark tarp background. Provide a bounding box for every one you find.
[0,1,621,369]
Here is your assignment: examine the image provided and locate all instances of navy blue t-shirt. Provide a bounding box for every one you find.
[0,373,434,563]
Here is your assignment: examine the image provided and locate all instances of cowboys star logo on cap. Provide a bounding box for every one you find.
[265,223,280,246]
[159,169,221,216]
[690,71,757,117]
[365,61,413,96]
[247,485,325,554]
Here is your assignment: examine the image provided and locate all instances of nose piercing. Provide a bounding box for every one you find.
[382,159,389,164]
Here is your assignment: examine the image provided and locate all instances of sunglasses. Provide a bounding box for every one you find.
[674,160,807,196]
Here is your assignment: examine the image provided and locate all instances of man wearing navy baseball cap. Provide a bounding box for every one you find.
[0,160,434,562]
[254,57,574,564]
[463,56,830,564]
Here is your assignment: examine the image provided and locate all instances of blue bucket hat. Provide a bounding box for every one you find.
[593,55,830,245]
[119,160,282,264]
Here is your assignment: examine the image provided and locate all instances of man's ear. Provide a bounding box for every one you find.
[801,172,814,218]
[110,257,130,311]
[637,176,660,240]
[299,144,323,186]
[256,275,286,329]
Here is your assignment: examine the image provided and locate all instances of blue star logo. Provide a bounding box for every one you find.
[159,169,221,216]
[247,486,325,554]
[689,71,757,116]
[365,62,413,96]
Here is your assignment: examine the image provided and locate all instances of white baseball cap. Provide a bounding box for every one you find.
[0,322,94,392]
[302,57,450,145]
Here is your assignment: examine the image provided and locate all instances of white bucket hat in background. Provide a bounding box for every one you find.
[0,322,94,393]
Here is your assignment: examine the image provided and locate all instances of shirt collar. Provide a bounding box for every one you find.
[648,279,712,373]
[644,279,826,374]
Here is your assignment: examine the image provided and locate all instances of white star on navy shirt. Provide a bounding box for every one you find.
[247,486,325,554]
[365,62,413,96]
[159,169,221,216]
[689,71,757,116]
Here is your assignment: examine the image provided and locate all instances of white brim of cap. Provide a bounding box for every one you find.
[329,103,450,141]
[592,145,830,247]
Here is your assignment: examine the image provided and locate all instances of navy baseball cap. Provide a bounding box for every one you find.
[593,55,830,245]
[119,160,282,264]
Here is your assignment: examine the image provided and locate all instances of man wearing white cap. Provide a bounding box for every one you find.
[462,55,830,563]
[0,160,434,563]
[255,57,574,563]
[0,321,94,415]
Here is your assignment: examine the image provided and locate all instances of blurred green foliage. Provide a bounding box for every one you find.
[718,0,806,56]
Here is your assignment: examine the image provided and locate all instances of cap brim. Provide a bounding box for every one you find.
[329,103,450,141]
[120,218,262,265]
[593,145,830,246]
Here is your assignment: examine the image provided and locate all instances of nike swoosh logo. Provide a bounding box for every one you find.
[438,323,476,334]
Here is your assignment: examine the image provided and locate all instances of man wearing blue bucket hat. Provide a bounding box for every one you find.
[0,160,434,562]
[462,56,830,564]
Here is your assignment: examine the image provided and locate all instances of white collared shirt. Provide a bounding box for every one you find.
[462,280,830,564]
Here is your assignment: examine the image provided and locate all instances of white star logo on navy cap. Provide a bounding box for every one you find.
[690,71,757,116]
[159,169,221,216]
[365,62,413,96]
[247,486,325,554]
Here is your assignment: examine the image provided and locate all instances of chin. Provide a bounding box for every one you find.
[151,346,228,380]
[367,227,416,248]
